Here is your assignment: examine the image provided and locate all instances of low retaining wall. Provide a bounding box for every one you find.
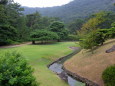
[63,67,99,86]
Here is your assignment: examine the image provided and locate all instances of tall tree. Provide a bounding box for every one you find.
[50,21,68,41]
[5,2,24,27]
[26,12,41,30]
[16,16,29,41]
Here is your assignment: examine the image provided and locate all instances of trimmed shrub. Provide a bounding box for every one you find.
[102,65,115,86]
[0,52,37,86]
[30,30,59,44]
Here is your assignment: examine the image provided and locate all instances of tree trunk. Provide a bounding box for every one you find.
[91,47,94,54]
[101,42,103,45]
[57,39,61,42]
[32,41,35,44]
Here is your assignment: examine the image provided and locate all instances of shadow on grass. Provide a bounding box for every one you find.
[30,41,59,45]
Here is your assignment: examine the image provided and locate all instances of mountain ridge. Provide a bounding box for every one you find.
[23,0,115,22]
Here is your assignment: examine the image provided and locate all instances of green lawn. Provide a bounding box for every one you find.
[0,42,77,86]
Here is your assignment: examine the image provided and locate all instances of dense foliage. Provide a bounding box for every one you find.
[80,31,98,53]
[0,52,37,86]
[26,12,58,30]
[0,0,62,46]
[0,25,17,45]
[68,19,84,34]
[81,12,115,34]
[102,65,115,86]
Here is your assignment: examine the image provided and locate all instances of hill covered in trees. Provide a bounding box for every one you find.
[23,0,115,22]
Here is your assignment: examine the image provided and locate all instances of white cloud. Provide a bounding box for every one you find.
[14,0,73,7]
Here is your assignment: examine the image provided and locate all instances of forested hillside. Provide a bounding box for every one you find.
[23,0,115,22]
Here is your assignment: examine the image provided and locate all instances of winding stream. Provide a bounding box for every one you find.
[49,47,85,86]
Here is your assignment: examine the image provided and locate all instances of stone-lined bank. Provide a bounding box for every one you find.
[48,47,99,86]
[47,47,80,68]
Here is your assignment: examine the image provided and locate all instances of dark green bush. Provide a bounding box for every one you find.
[102,65,115,86]
[0,52,37,86]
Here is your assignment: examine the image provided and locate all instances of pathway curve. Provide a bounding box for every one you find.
[0,42,31,48]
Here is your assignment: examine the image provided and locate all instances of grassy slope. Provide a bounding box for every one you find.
[0,42,77,86]
[64,39,115,86]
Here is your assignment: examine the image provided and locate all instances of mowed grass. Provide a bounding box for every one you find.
[64,39,115,86]
[0,42,77,86]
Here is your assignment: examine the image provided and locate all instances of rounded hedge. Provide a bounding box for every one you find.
[102,65,115,86]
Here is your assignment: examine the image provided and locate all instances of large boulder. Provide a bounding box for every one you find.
[106,45,115,53]
[58,71,68,82]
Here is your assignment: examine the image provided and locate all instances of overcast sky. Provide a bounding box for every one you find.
[14,0,73,7]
